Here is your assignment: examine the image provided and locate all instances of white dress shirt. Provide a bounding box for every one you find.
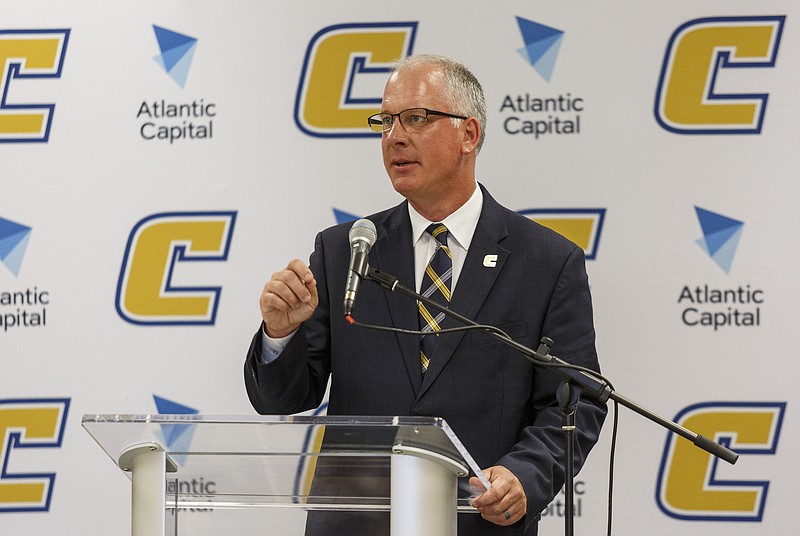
[408,184,483,295]
[261,183,484,363]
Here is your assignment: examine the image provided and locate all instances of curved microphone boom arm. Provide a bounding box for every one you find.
[362,267,739,466]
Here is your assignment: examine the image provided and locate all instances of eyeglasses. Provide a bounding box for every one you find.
[367,107,468,133]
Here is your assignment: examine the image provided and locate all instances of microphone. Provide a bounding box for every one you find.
[343,218,377,316]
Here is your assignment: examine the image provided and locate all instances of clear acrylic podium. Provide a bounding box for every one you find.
[82,414,485,536]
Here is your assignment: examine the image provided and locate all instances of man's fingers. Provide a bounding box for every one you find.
[264,275,309,309]
[260,260,318,337]
[263,261,316,305]
[470,466,526,527]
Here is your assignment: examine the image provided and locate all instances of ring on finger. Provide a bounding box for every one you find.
[503,510,511,521]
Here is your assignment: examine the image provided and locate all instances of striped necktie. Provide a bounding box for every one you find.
[418,223,452,373]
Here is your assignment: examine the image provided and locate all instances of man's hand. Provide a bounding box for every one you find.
[470,466,527,526]
[260,259,318,338]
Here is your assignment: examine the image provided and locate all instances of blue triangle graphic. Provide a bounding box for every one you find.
[152,25,198,86]
[710,226,742,273]
[164,429,194,466]
[0,219,32,276]
[516,16,563,46]
[153,44,196,88]
[525,33,562,65]
[516,46,534,67]
[694,207,744,272]
[333,208,360,225]
[153,395,199,452]
[695,206,743,237]
[2,232,30,276]
[694,206,744,258]
[0,217,31,242]
[153,25,197,56]
[154,395,198,415]
[700,227,739,257]
[167,44,196,88]
[515,17,564,80]
[159,41,195,72]
[697,226,742,273]
[0,230,26,259]
[531,36,563,82]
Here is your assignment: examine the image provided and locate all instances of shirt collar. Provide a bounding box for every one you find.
[408,184,483,250]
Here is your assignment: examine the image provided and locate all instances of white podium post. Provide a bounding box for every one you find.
[118,443,176,536]
[391,446,466,536]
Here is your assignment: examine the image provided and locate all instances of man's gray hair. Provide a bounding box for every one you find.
[392,54,487,154]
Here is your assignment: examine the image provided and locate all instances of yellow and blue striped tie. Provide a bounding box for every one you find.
[419,223,452,373]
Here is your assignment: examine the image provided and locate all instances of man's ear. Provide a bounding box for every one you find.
[461,117,481,155]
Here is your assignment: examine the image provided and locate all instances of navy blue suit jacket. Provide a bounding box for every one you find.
[245,185,607,535]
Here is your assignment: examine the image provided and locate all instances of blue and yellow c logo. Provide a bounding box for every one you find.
[655,16,785,134]
[656,401,785,521]
[294,22,417,138]
[115,211,237,326]
[0,29,70,143]
[0,398,70,513]
[519,208,606,260]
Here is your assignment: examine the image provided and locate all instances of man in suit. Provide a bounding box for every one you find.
[245,54,606,535]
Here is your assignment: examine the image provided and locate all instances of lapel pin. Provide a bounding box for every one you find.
[483,254,498,268]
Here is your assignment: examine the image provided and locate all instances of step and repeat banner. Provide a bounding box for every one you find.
[2,1,797,534]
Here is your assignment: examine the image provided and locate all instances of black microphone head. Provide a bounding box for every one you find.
[348,218,377,251]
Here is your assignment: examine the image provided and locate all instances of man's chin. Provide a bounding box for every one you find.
[389,175,418,197]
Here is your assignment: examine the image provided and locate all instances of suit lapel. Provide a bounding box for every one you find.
[372,204,424,394]
[418,188,510,397]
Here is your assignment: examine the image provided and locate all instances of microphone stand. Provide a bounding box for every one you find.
[557,380,582,536]
[362,267,739,536]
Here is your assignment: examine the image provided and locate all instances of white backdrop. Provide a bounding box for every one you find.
[2,1,798,534]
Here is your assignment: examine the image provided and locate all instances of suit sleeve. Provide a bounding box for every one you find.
[496,244,607,522]
[244,231,333,415]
